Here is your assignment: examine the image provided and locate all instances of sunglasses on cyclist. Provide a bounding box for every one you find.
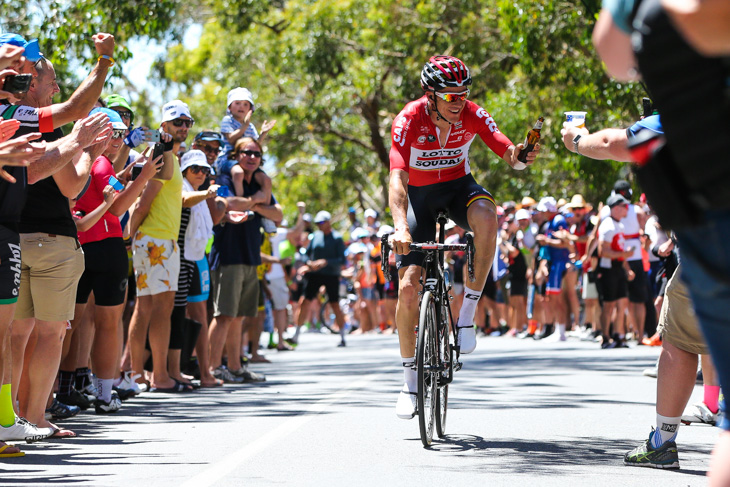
[434,90,470,103]
[111,129,126,139]
[171,118,194,128]
[188,165,211,175]
[239,149,262,158]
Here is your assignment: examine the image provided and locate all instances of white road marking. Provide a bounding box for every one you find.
[181,374,378,487]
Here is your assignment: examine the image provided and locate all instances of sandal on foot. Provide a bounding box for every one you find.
[150,379,194,393]
[0,443,24,457]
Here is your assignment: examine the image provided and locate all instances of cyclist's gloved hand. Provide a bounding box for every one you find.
[124,127,146,149]
[161,132,174,152]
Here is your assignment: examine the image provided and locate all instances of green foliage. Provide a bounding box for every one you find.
[2,0,647,215]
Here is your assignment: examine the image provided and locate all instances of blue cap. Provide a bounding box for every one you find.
[348,206,356,213]
[89,107,127,130]
[0,34,43,62]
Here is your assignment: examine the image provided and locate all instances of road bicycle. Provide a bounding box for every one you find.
[381,211,475,447]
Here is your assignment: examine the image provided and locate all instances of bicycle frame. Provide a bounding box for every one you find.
[381,212,475,374]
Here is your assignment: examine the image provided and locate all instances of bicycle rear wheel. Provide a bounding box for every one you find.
[417,291,437,447]
[435,302,451,438]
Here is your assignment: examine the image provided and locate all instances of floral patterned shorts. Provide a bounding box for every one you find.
[132,232,180,297]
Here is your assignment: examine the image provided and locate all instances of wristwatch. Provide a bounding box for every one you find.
[573,134,582,155]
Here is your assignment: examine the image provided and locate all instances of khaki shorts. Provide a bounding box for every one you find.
[15,233,85,321]
[133,233,180,297]
[657,266,708,355]
[268,276,289,311]
[212,264,259,318]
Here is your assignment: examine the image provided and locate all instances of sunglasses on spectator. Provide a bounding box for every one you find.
[434,90,470,102]
[171,118,194,128]
[188,165,211,175]
[111,129,126,139]
[238,149,262,158]
[114,110,132,121]
[196,144,220,154]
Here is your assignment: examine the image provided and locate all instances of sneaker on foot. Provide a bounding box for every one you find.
[116,371,142,395]
[457,324,477,354]
[541,330,566,342]
[95,391,122,414]
[0,417,53,442]
[624,429,679,469]
[395,385,417,420]
[231,366,266,383]
[56,389,92,410]
[45,399,80,419]
[213,366,244,384]
[681,402,717,425]
[80,381,99,401]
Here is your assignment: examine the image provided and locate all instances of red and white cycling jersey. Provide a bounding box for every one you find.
[389,96,513,187]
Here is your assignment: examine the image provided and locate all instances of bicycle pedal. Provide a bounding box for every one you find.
[454,361,463,371]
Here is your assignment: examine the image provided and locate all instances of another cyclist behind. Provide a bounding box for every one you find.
[389,55,539,419]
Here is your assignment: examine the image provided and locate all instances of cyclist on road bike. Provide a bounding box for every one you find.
[389,55,540,419]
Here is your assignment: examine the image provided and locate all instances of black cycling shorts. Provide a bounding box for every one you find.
[0,225,21,304]
[627,260,649,303]
[76,238,128,306]
[303,273,340,303]
[396,174,494,269]
[596,261,628,303]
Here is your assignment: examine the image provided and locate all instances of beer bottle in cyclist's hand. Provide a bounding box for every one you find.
[517,116,544,163]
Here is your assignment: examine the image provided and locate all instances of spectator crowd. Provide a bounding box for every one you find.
[0,16,725,482]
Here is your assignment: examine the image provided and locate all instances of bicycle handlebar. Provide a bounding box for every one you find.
[381,234,476,282]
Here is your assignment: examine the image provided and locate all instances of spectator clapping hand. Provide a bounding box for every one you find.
[0,132,46,183]
[0,44,25,70]
[0,119,21,142]
[72,112,112,149]
[260,119,277,138]
[84,128,113,162]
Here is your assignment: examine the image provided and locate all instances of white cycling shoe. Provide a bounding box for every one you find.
[457,325,477,354]
[396,385,417,420]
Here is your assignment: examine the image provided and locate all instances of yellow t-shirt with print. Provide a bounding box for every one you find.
[139,157,183,240]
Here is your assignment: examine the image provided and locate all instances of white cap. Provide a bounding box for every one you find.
[515,209,531,221]
[376,224,394,238]
[303,213,312,222]
[227,87,255,112]
[180,150,215,174]
[161,99,193,123]
[364,208,378,219]
[351,228,370,241]
[536,196,557,213]
[314,211,331,224]
[444,219,457,231]
[346,242,368,256]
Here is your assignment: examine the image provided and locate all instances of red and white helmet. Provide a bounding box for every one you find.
[420,55,472,90]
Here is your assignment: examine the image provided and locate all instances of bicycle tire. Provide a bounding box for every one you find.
[435,301,451,438]
[417,291,437,447]
[317,299,337,334]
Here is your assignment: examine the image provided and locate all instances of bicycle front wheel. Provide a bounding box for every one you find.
[417,291,437,447]
[435,302,451,438]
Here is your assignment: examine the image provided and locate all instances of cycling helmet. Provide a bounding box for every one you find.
[420,55,472,90]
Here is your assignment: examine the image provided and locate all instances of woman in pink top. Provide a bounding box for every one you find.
[71,108,163,413]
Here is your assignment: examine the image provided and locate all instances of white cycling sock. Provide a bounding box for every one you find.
[653,414,680,447]
[98,378,113,403]
[457,285,481,328]
[402,356,417,392]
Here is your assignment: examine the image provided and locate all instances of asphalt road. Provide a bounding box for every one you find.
[0,331,717,486]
